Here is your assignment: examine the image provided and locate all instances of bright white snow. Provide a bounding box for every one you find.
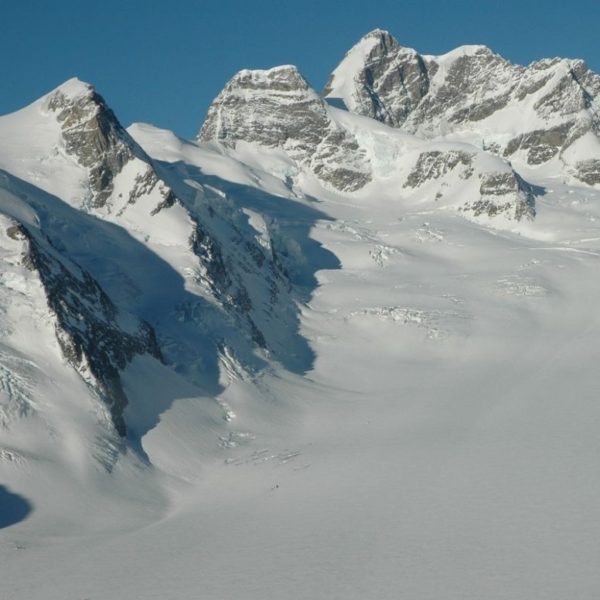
[1,70,600,600]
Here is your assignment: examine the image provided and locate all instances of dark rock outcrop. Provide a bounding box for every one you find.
[198,66,371,192]
[17,223,162,436]
[325,30,600,182]
[324,29,430,127]
[46,80,146,208]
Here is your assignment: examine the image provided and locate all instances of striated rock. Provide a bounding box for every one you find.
[470,171,536,220]
[324,29,430,127]
[46,79,146,208]
[404,150,474,188]
[503,123,575,165]
[46,79,181,214]
[126,164,177,216]
[404,148,535,221]
[16,223,162,436]
[198,65,371,192]
[196,56,537,222]
[572,159,600,185]
[325,30,600,177]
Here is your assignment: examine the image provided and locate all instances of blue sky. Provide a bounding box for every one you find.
[2,0,599,138]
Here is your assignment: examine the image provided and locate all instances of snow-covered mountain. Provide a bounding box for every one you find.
[198,61,539,222]
[2,30,600,600]
[325,29,600,186]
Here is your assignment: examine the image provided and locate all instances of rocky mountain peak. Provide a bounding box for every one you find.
[324,29,429,127]
[47,77,96,102]
[232,64,314,93]
[198,65,319,145]
[198,66,372,192]
[357,28,404,53]
[46,78,126,142]
[46,79,146,208]
[325,30,600,186]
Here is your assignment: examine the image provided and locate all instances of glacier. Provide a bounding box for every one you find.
[1,29,600,600]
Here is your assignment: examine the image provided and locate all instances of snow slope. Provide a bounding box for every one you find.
[2,36,600,599]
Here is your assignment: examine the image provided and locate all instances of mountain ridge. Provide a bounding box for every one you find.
[2,29,600,600]
[324,29,600,186]
[0,27,598,468]
[3,29,600,445]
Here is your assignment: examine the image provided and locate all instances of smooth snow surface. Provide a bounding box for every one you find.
[2,96,600,599]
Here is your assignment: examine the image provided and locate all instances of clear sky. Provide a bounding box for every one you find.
[2,0,599,138]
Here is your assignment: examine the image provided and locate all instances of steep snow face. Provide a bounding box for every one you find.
[0,79,316,380]
[131,123,337,375]
[0,176,163,438]
[325,30,600,185]
[198,65,372,191]
[0,77,330,452]
[14,223,162,437]
[0,203,161,507]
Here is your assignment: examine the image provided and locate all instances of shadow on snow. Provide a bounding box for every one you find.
[0,485,32,529]
[0,165,340,456]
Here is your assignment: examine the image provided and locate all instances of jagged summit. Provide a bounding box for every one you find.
[324,29,428,127]
[234,64,311,83]
[362,28,391,39]
[198,64,372,192]
[198,64,319,144]
[354,28,412,54]
[342,28,416,55]
[324,29,600,185]
[43,77,121,132]
[38,78,151,208]
[196,55,541,218]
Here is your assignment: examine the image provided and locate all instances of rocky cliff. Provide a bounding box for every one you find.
[325,29,600,185]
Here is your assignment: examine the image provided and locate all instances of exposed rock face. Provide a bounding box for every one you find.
[46,79,148,208]
[470,172,536,220]
[404,149,535,221]
[503,123,575,165]
[324,29,430,127]
[573,159,600,185]
[198,66,372,191]
[325,30,600,185]
[404,150,475,188]
[196,57,537,222]
[17,223,162,436]
[126,163,178,216]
